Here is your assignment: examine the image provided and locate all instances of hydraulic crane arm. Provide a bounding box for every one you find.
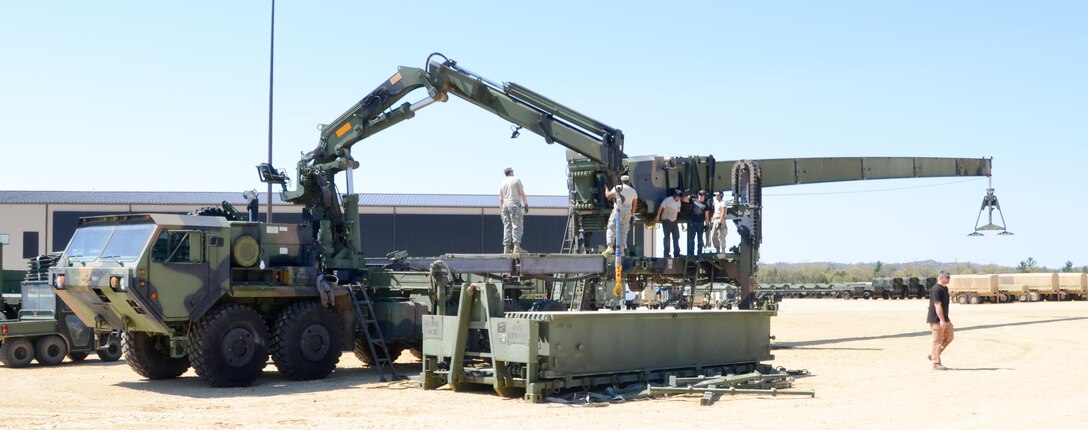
[275,52,625,205]
[259,53,626,269]
[627,156,993,217]
[753,156,991,187]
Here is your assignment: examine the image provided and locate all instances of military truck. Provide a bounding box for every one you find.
[1,260,122,367]
[50,213,433,386]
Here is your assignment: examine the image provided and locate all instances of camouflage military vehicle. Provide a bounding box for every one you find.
[51,213,429,387]
[1,275,122,368]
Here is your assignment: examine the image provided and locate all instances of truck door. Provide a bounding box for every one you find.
[148,229,209,320]
[55,295,94,350]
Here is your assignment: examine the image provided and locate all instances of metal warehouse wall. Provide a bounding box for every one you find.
[378,214,572,256]
[47,210,577,260]
[4,205,647,272]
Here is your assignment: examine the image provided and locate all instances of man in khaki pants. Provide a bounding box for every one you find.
[927,271,953,370]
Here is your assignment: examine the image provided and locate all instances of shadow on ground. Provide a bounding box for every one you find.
[113,361,421,398]
[776,316,1088,348]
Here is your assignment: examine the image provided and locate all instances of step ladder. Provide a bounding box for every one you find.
[347,284,400,382]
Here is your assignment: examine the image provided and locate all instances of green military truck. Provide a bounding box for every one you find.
[1,276,123,367]
[51,213,430,387]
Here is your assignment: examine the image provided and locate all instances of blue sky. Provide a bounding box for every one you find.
[1,1,1085,268]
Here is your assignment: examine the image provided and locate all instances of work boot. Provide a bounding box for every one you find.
[503,245,511,254]
[513,244,523,254]
[602,246,614,256]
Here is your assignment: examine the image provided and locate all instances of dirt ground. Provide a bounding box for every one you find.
[2,299,1085,429]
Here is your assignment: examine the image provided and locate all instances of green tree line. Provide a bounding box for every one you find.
[760,257,1088,284]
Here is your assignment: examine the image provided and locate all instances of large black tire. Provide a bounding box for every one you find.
[353,336,375,366]
[97,334,123,362]
[67,351,90,361]
[189,304,270,387]
[352,337,409,365]
[125,331,190,379]
[270,302,342,381]
[0,338,35,368]
[34,335,68,366]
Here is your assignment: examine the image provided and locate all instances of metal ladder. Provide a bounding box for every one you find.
[559,208,579,254]
[556,208,580,308]
[347,284,399,382]
[568,279,589,311]
[683,259,701,309]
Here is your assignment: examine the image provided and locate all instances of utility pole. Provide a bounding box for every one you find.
[266,0,276,222]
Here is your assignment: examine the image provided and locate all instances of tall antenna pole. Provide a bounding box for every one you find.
[266,0,275,222]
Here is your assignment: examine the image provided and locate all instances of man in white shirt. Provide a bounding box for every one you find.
[499,167,528,254]
[708,191,728,252]
[654,189,683,258]
[603,175,638,256]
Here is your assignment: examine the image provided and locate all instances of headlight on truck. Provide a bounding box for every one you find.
[54,274,66,289]
[109,275,128,292]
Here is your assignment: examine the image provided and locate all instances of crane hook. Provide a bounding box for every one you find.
[968,176,1013,236]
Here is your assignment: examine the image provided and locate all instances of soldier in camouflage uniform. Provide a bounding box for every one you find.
[603,175,638,256]
[499,167,528,253]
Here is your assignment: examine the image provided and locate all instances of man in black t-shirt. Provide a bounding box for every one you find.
[686,191,711,256]
[927,271,953,370]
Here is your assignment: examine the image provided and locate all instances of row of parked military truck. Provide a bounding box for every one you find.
[757,273,1088,304]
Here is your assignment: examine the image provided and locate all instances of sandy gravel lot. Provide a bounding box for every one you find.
[2,299,1085,429]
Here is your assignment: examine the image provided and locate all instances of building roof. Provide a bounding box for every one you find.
[0,191,569,209]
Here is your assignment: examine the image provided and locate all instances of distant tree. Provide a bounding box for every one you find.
[1062,261,1075,273]
[873,261,884,277]
[762,267,784,283]
[1016,257,1038,273]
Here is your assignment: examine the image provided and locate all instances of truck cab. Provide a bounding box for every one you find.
[52,213,317,337]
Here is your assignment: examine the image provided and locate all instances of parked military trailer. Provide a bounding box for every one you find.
[0,280,122,367]
[51,214,430,387]
[1057,273,1087,300]
[995,273,1084,302]
[948,274,1007,304]
[946,273,1087,304]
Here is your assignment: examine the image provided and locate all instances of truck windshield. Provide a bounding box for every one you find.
[21,281,55,313]
[66,223,155,262]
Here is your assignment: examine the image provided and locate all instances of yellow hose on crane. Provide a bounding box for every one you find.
[613,259,623,297]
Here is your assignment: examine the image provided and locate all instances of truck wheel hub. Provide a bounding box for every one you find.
[222,327,256,365]
[300,324,331,361]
